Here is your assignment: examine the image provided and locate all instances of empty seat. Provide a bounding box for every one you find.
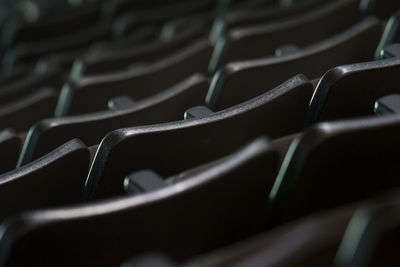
[0,139,89,222]
[84,75,312,199]
[207,17,381,110]
[269,115,400,225]
[0,137,280,266]
[306,58,400,126]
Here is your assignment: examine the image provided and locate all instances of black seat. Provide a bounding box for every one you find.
[269,115,400,225]
[209,0,362,72]
[76,20,208,75]
[57,39,212,115]
[335,190,400,267]
[0,67,63,105]
[0,137,280,267]
[3,22,110,69]
[84,75,312,199]
[0,139,89,222]
[362,0,400,19]
[1,2,101,49]
[213,0,331,38]
[374,11,400,59]
[306,58,400,126]
[207,17,381,110]
[0,88,57,132]
[115,0,215,35]
[187,203,357,267]
[19,74,211,165]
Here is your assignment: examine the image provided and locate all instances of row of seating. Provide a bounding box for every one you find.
[0,0,400,266]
